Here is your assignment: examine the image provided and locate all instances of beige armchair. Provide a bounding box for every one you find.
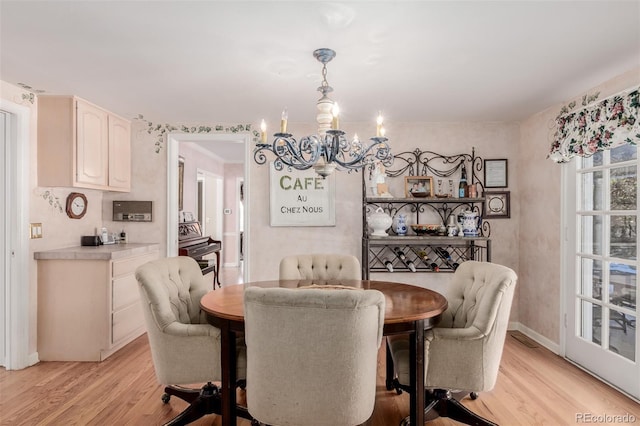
[135,256,249,425]
[387,261,517,426]
[244,286,385,426]
[279,253,361,281]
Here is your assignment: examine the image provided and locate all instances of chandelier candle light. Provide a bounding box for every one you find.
[254,48,393,178]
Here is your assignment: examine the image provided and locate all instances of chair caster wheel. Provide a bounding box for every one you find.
[161,393,170,404]
[470,391,478,400]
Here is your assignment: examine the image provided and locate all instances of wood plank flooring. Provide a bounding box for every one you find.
[1,267,638,425]
[2,331,639,425]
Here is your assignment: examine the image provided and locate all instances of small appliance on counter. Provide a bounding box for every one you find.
[80,235,101,246]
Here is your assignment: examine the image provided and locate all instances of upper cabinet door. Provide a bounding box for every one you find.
[108,115,131,191]
[76,99,109,187]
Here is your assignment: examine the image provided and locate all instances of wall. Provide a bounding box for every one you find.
[518,67,640,345]
[247,121,522,309]
[223,163,243,266]
[178,141,225,218]
[5,67,637,361]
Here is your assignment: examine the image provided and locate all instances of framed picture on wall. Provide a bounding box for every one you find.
[484,191,510,218]
[484,159,508,188]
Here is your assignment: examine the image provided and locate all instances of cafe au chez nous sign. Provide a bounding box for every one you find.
[269,162,336,227]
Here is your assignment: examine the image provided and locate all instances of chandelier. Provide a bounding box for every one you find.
[254,48,393,178]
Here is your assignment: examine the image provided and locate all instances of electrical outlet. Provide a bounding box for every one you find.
[30,223,43,239]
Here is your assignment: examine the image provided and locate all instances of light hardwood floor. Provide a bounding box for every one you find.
[1,267,638,425]
[1,330,639,426]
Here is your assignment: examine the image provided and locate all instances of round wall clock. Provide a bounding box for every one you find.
[65,192,88,219]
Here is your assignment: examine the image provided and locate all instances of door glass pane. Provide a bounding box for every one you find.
[609,310,636,362]
[581,300,601,344]
[610,166,636,210]
[581,258,602,300]
[610,216,637,259]
[609,263,636,309]
[611,143,637,164]
[581,215,602,255]
[581,171,603,210]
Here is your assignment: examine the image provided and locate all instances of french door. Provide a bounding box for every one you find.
[565,144,639,398]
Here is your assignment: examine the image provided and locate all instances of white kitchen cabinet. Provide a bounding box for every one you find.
[37,95,131,192]
[35,244,159,361]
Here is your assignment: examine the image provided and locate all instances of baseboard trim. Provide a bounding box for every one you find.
[508,322,560,355]
[28,352,40,367]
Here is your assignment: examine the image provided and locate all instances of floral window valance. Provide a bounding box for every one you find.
[548,86,640,163]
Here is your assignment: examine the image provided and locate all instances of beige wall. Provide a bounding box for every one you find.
[518,67,640,344]
[179,141,225,218]
[3,65,638,361]
[223,163,243,266]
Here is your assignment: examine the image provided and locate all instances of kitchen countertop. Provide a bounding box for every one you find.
[34,243,160,261]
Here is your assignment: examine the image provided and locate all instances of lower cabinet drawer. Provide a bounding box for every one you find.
[113,274,139,311]
[112,252,158,278]
[112,302,144,344]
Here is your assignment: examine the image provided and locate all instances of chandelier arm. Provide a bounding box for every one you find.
[331,137,392,170]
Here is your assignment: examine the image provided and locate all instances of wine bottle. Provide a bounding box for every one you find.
[393,247,406,260]
[383,259,394,272]
[416,250,439,272]
[393,247,417,272]
[406,259,417,272]
[435,247,455,269]
[459,164,467,198]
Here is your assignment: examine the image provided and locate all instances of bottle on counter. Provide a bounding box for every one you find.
[120,229,128,244]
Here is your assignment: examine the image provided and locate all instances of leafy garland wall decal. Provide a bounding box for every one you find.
[134,114,260,153]
[40,189,64,213]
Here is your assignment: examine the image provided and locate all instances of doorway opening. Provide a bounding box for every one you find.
[166,132,251,284]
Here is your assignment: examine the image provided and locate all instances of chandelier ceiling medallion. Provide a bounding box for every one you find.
[254,48,393,178]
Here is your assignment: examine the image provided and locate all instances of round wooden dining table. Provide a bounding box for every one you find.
[200,279,448,426]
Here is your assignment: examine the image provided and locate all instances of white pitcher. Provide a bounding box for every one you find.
[461,210,481,236]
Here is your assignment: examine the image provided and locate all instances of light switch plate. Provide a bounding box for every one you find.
[30,223,43,239]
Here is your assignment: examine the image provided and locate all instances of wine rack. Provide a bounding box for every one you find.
[362,148,491,278]
[365,236,490,275]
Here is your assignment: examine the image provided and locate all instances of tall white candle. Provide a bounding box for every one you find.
[281,108,288,133]
[260,119,267,143]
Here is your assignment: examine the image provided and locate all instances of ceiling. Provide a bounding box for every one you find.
[1,1,639,161]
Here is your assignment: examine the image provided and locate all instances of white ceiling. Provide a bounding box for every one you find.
[2,1,639,161]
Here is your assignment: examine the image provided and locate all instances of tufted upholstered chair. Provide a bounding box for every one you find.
[278,253,361,281]
[387,261,517,426]
[244,286,385,426]
[135,256,249,426]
